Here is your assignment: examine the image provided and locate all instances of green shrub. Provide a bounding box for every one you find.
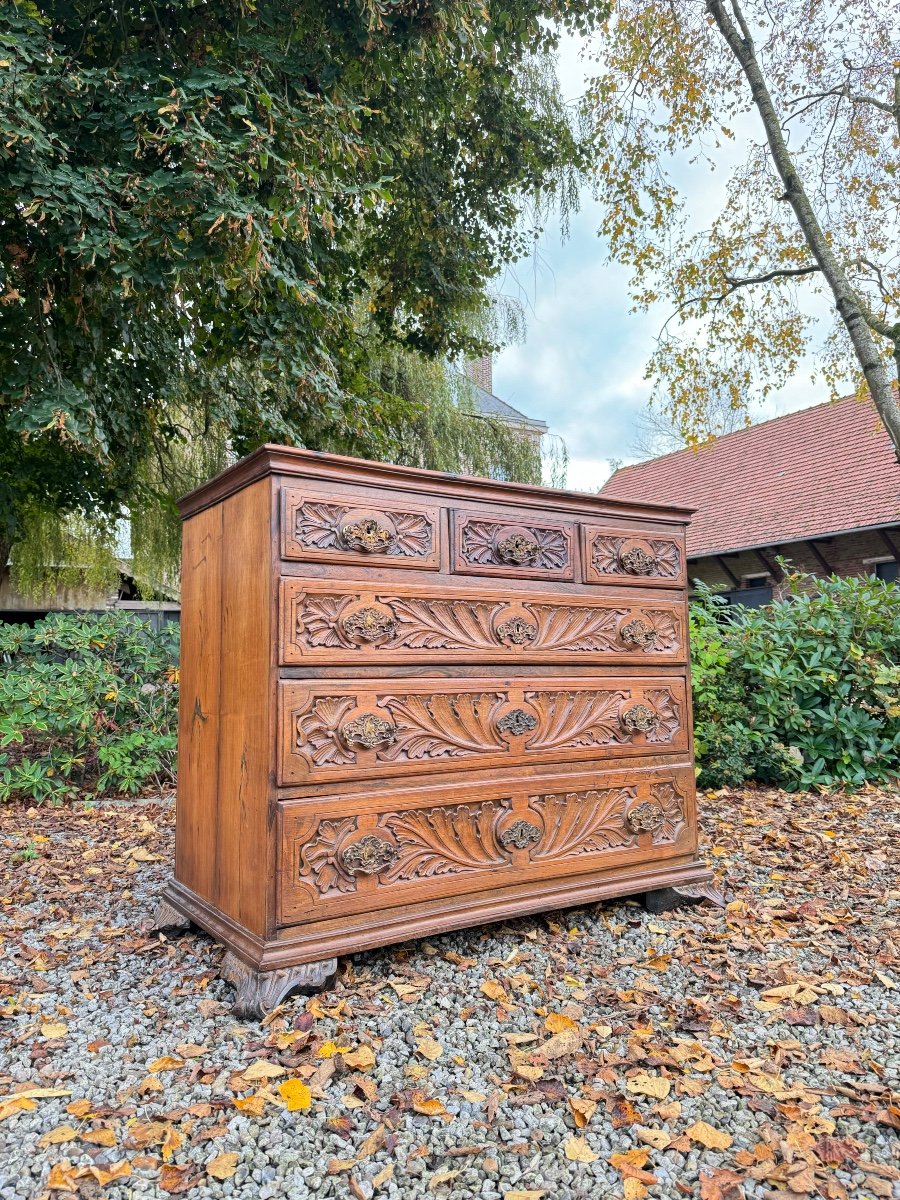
[691,573,900,791]
[0,612,179,803]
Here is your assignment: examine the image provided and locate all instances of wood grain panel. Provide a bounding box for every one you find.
[278,762,696,924]
[582,524,687,588]
[282,487,441,570]
[279,577,686,665]
[278,676,690,785]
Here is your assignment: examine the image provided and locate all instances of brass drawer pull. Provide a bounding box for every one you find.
[621,703,660,734]
[340,712,397,750]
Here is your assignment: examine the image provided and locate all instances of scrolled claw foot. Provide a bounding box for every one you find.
[643,879,727,914]
[221,952,338,1020]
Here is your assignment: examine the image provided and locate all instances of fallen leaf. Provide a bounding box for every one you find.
[81,1125,117,1147]
[40,1022,68,1039]
[636,1126,672,1149]
[343,1045,376,1071]
[242,1058,285,1081]
[159,1163,199,1193]
[47,1160,78,1191]
[278,1079,312,1111]
[85,1162,131,1186]
[569,1097,597,1128]
[626,1073,671,1100]
[38,1124,79,1147]
[700,1169,746,1200]
[539,1028,583,1060]
[411,1092,450,1118]
[233,1093,267,1116]
[429,1169,461,1190]
[206,1152,239,1180]
[481,980,509,1003]
[417,1035,444,1061]
[545,1012,580,1033]
[373,1162,394,1187]
[0,1095,37,1122]
[686,1120,733,1151]
[148,1055,184,1072]
[504,1192,547,1200]
[563,1135,598,1163]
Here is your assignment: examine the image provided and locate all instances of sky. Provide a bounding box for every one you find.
[492,32,837,493]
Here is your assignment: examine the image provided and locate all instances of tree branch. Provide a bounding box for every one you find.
[722,264,820,289]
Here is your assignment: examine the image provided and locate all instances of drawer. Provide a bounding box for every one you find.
[280,578,687,665]
[278,762,696,924]
[582,525,686,588]
[278,675,689,784]
[281,488,441,570]
[452,509,575,581]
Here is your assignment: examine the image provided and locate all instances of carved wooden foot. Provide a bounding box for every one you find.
[643,880,727,914]
[149,898,191,932]
[221,952,338,1019]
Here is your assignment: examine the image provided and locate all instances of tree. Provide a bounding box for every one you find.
[583,0,900,456]
[0,0,598,594]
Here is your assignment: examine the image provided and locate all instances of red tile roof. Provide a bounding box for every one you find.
[600,394,900,558]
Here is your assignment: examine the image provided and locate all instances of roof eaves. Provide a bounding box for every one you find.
[687,518,900,561]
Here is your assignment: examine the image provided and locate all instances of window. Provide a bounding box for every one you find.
[876,560,898,582]
[743,574,768,589]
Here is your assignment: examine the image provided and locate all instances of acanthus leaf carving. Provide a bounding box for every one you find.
[643,688,681,743]
[296,696,358,766]
[376,692,507,763]
[299,817,359,896]
[523,689,627,752]
[388,597,501,650]
[648,781,687,843]
[591,535,681,580]
[381,801,507,882]
[298,593,352,648]
[294,501,433,559]
[460,519,569,571]
[531,788,635,861]
[528,604,623,652]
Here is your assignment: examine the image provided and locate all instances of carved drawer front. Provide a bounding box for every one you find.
[278,764,696,924]
[281,488,441,570]
[280,577,687,665]
[582,525,686,588]
[452,509,575,580]
[278,676,689,784]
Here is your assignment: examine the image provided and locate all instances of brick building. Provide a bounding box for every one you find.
[601,394,900,605]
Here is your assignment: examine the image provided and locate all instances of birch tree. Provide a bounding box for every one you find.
[584,0,900,455]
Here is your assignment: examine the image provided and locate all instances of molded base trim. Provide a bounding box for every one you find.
[221,952,337,1019]
[643,880,726,913]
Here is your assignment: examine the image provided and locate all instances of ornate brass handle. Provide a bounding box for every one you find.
[496,615,538,645]
[342,605,397,644]
[626,801,665,833]
[340,517,394,554]
[619,545,658,575]
[497,708,538,736]
[620,617,658,649]
[496,531,539,565]
[340,712,397,749]
[621,703,659,734]
[499,819,542,850]
[340,834,399,875]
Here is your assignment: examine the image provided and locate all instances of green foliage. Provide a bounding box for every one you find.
[690,573,900,791]
[0,0,599,591]
[0,613,179,803]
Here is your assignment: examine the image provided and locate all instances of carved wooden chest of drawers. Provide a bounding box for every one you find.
[155,446,716,1016]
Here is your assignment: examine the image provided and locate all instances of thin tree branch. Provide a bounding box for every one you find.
[722,264,820,289]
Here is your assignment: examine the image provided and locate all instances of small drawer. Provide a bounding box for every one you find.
[452,509,575,580]
[277,762,696,925]
[281,488,441,570]
[279,577,687,665]
[278,676,690,785]
[582,525,686,588]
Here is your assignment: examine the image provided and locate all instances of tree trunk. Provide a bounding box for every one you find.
[706,0,900,461]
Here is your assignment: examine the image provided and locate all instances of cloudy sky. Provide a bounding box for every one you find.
[493,32,836,493]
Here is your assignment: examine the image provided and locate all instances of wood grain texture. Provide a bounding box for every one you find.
[166,444,708,1009]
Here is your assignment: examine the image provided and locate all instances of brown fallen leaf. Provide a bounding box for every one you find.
[0,1096,37,1122]
[46,1160,78,1191]
[206,1152,239,1180]
[83,1162,131,1186]
[233,1093,267,1116]
[545,1012,580,1033]
[429,1169,461,1190]
[373,1162,394,1187]
[159,1164,199,1194]
[38,1124,79,1148]
[626,1073,671,1100]
[343,1045,376,1071]
[699,1168,746,1200]
[504,1192,547,1200]
[538,1028,583,1060]
[635,1126,672,1150]
[80,1125,117,1147]
[417,1035,443,1061]
[411,1092,450,1119]
[148,1055,184,1072]
[481,980,509,1003]
[569,1097,597,1128]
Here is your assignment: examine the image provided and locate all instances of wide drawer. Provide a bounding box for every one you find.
[279,577,687,665]
[277,761,696,925]
[278,675,689,784]
[281,487,441,570]
[582,524,686,588]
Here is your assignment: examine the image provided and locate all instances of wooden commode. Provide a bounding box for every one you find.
[154,446,719,1016]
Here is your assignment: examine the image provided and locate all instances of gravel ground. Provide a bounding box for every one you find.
[1,785,898,1200]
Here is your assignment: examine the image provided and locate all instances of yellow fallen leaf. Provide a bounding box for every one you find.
[233,1093,267,1116]
[207,1152,240,1180]
[147,1055,184,1072]
[569,1097,597,1128]
[685,1120,733,1150]
[626,1073,671,1100]
[41,1022,68,1039]
[564,1135,598,1163]
[47,1161,78,1191]
[459,1090,487,1103]
[373,1162,394,1187]
[0,1096,37,1122]
[242,1058,285,1081]
[161,1126,184,1161]
[504,1192,547,1200]
[130,847,163,862]
[81,1126,117,1147]
[318,1040,351,1058]
[635,1126,672,1150]
[624,1179,649,1200]
[38,1124,79,1147]
[278,1079,312,1112]
[545,1012,579,1033]
[176,1043,207,1058]
[481,980,509,1003]
[343,1045,375,1071]
[417,1035,443,1061]
[138,1075,164,1095]
[411,1091,449,1118]
[8,1087,71,1100]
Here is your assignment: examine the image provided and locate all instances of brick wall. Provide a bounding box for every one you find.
[687,528,898,596]
[463,354,493,394]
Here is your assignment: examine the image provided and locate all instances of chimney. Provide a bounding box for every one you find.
[463,354,493,395]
